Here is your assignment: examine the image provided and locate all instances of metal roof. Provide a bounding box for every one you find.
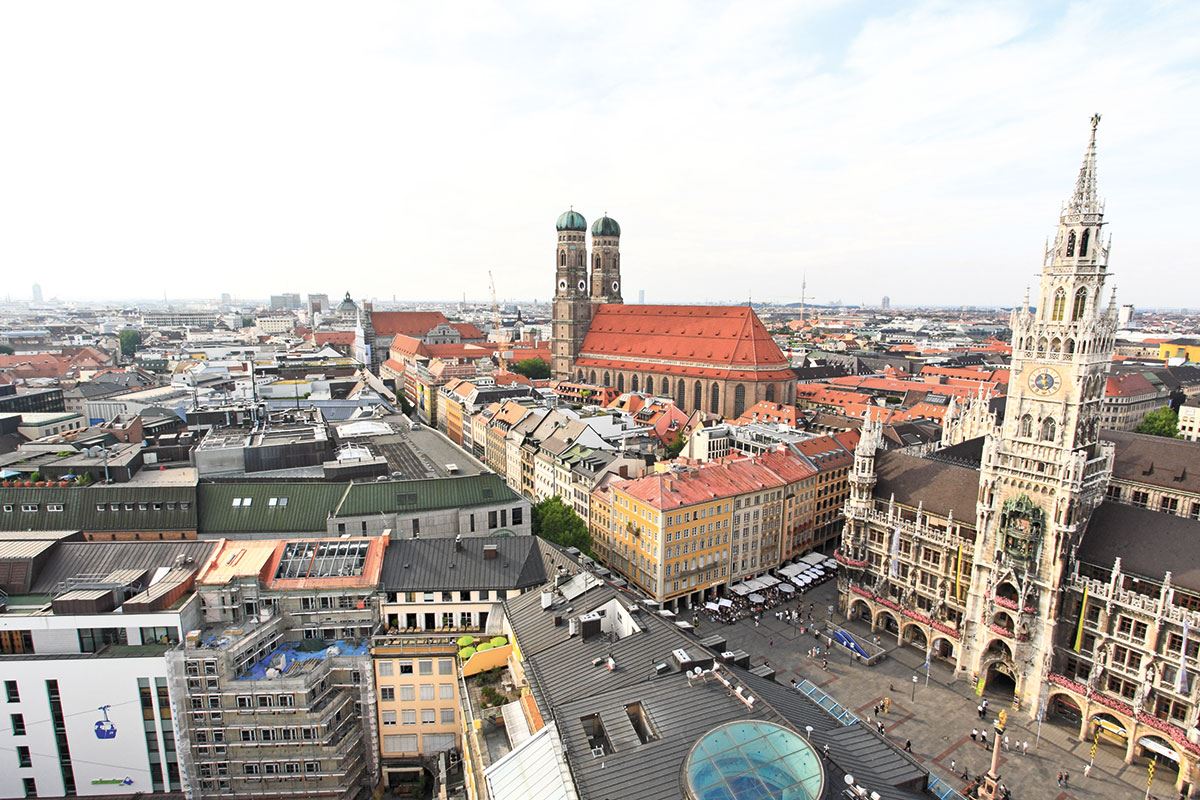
[0,485,197,532]
[380,536,544,591]
[29,541,218,594]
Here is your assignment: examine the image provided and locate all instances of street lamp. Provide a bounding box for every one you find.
[911,674,918,702]
[804,725,813,740]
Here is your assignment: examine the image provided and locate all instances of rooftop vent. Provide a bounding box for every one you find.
[483,544,498,560]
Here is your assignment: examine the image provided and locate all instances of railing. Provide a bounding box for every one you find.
[927,775,968,800]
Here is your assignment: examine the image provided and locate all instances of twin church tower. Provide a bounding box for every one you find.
[551,209,623,380]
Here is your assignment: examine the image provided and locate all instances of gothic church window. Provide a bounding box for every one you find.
[766,384,776,403]
[617,374,625,392]
[1072,288,1087,321]
[676,380,686,409]
[1064,339,1075,355]
[693,381,702,410]
[734,384,747,418]
[711,383,720,413]
[631,374,639,392]
[590,370,597,385]
[1066,230,1076,256]
[1051,289,1066,321]
[1080,229,1090,257]
[646,376,654,395]
[603,372,611,387]
[560,252,566,267]
[1041,416,1057,442]
[1019,414,1033,437]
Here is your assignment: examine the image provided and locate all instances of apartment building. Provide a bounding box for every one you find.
[1101,430,1200,519]
[0,537,217,799]
[372,536,551,790]
[168,536,384,800]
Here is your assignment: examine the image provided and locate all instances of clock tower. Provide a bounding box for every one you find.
[962,116,1118,714]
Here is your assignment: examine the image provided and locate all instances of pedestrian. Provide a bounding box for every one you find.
[1056,771,1063,787]
[961,767,969,781]
[1083,763,1091,779]
[904,739,912,753]
[1063,770,1069,788]
[822,658,828,670]
[822,743,829,759]
[1021,740,1028,755]
[970,729,977,743]
[950,759,956,772]
[769,638,774,648]
[1003,735,1010,751]
[982,699,989,712]
[980,730,988,748]
[977,704,984,719]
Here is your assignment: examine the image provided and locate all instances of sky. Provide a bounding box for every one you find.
[1,1,1198,309]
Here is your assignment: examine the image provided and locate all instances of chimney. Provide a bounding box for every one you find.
[454,534,463,552]
[483,544,498,560]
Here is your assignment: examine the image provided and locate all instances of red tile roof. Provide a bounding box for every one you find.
[450,322,486,340]
[314,331,356,346]
[370,311,449,337]
[576,304,792,381]
[620,458,788,510]
[1106,372,1158,398]
[735,401,802,427]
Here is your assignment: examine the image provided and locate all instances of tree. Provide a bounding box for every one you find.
[664,429,686,459]
[0,344,13,355]
[531,496,591,555]
[1135,406,1180,438]
[119,329,143,357]
[509,357,550,380]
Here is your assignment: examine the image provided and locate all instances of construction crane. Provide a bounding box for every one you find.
[488,270,510,373]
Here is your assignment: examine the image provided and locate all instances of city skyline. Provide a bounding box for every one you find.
[2,2,1198,308]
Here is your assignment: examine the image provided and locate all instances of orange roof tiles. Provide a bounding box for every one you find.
[735,401,802,427]
[1106,372,1158,398]
[370,311,449,337]
[577,304,792,381]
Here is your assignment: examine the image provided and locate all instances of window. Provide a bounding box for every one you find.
[439,683,454,700]
[441,708,456,724]
[381,687,395,701]
[438,658,453,675]
[1066,230,1076,256]
[1080,228,1090,257]
[424,733,455,752]
[418,660,433,675]
[399,686,415,701]
[419,684,435,701]
[47,504,63,512]
[378,661,393,677]
[243,764,259,775]
[384,734,418,752]
[22,778,36,799]
[402,710,416,725]
[20,504,37,513]
[11,713,25,736]
[488,510,498,529]
[78,627,127,653]
[512,506,523,526]
[382,710,397,726]
[17,745,31,768]
[421,709,436,724]
[1072,287,1087,321]
[398,660,414,675]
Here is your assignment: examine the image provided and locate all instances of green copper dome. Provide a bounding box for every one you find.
[556,209,587,232]
[591,214,621,237]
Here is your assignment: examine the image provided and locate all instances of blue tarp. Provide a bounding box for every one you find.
[833,629,870,659]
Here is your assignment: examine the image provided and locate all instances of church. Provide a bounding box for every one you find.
[836,117,1200,795]
[550,210,796,418]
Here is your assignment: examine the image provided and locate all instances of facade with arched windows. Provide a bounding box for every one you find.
[550,210,795,416]
[835,116,1200,799]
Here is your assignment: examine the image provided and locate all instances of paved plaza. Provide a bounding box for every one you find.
[694,580,1181,799]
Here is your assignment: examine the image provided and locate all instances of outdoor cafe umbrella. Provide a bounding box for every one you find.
[778,583,796,594]
[748,593,766,604]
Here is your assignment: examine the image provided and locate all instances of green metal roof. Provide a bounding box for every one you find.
[335,473,520,517]
[0,485,197,532]
[197,482,348,534]
[197,474,521,534]
[556,209,587,232]
[591,215,620,237]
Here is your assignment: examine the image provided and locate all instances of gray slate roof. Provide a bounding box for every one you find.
[380,535,544,591]
[1079,502,1200,592]
[873,450,980,521]
[28,540,218,593]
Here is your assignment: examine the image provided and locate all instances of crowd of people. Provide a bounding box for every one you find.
[694,583,821,626]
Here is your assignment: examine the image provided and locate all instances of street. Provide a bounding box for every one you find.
[696,579,1179,799]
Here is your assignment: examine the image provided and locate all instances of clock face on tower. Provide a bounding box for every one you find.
[1028,367,1061,396]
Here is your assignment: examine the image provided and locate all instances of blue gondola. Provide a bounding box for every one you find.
[94,705,117,740]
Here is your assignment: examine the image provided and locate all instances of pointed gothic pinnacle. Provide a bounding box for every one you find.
[1069,114,1101,213]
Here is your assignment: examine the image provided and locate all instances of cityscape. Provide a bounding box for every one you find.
[3,4,1200,800]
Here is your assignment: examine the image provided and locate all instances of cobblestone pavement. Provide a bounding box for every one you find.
[695,580,1180,799]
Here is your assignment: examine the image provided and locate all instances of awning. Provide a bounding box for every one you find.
[0,469,20,479]
[800,552,826,566]
[758,575,781,587]
[748,593,766,604]
[718,598,733,608]
[730,583,751,596]
[675,620,695,630]
[778,583,795,594]
[1139,736,1180,762]
[705,602,720,611]
[1095,719,1127,737]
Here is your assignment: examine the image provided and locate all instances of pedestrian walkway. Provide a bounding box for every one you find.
[697,580,1183,799]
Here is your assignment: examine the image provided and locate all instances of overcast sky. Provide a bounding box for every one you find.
[2,1,1197,308]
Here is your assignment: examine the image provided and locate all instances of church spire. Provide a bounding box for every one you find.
[1067,114,1102,216]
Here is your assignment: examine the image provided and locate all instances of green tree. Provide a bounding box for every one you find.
[0,344,13,355]
[664,429,686,459]
[509,357,550,380]
[1135,406,1181,438]
[531,496,591,555]
[119,329,143,357]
